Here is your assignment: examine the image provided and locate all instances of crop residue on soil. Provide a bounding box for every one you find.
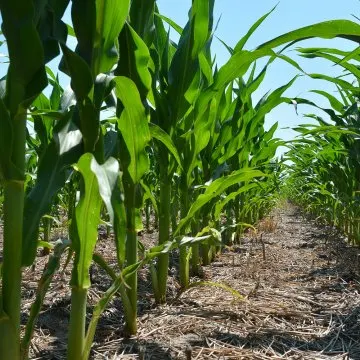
[13,203,360,359]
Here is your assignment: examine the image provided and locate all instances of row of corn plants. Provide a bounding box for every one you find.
[284,45,360,242]
[1,1,360,359]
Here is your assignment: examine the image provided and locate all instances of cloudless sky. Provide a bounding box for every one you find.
[157,0,359,149]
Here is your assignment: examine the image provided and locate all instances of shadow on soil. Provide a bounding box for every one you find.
[185,305,360,358]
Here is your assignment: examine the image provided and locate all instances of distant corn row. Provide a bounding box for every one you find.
[1,1,360,359]
[285,47,360,243]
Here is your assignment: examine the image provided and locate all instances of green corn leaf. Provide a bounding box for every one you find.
[214,183,259,219]
[67,23,76,37]
[155,13,183,35]
[111,177,127,268]
[93,0,130,74]
[153,8,174,75]
[337,46,360,64]
[21,239,70,359]
[140,180,158,214]
[114,76,150,184]
[234,4,277,52]
[186,97,217,185]
[22,116,83,266]
[34,0,69,63]
[201,20,360,112]
[191,0,210,58]
[276,53,306,73]
[199,51,213,85]
[149,123,182,170]
[87,155,127,270]
[32,94,54,155]
[116,23,152,100]
[130,0,156,45]
[168,0,211,121]
[298,49,360,78]
[45,66,57,81]
[49,74,62,111]
[264,122,279,143]
[256,76,298,116]
[70,0,96,66]
[251,139,284,165]
[308,73,360,95]
[210,48,275,95]
[71,154,102,288]
[121,260,144,278]
[241,77,298,144]
[145,241,178,260]
[216,108,250,165]
[309,90,344,114]
[178,235,214,247]
[297,46,360,61]
[258,20,360,50]
[178,227,222,247]
[79,99,100,153]
[175,169,266,235]
[216,36,234,55]
[83,259,143,360]
[60,44,93,101]
[0,0,48,113]
[104,129,118,159]
[297,126,357,137]
[246,61,270,96]
[90,157,120,224]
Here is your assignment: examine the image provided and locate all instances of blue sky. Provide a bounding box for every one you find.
[157,0,359,148]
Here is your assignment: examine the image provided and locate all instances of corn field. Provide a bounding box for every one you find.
[1,1,360,359]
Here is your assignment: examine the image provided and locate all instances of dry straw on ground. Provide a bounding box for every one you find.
[10,203,360,359]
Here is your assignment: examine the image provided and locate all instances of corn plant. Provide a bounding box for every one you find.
[284,44,360,241]
[147,3,360,295]
[2,1,360,359]
[0,0,66,358]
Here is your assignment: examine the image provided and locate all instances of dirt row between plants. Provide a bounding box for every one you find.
[12,202,360,359]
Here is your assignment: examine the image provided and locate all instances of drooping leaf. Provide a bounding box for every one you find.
[258,20,360,50]
[214,183,259,219]
[70,0,96,65]
[60,44,93,101]
[149,123,182,170]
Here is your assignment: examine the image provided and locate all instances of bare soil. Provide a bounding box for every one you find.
[3,202,360,359]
